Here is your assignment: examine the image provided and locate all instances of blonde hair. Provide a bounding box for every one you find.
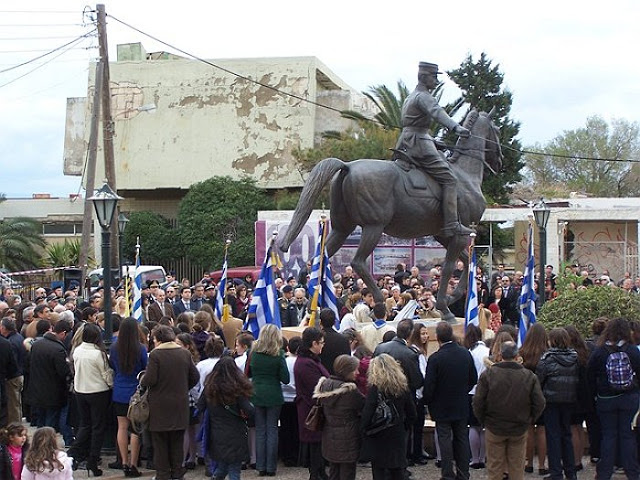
[367,353,408,397]
[24,427,63,473]
[252,324,282,356]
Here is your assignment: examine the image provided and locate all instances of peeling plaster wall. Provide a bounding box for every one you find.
[74,55,371,192]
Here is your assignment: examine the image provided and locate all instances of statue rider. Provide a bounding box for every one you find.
[395,61,473,238]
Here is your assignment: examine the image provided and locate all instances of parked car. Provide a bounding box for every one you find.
[209,266,261,285]
[88,265,166,289]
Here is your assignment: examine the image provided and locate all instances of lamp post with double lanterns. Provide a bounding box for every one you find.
[532,199,551,307]
[90,182,123,346]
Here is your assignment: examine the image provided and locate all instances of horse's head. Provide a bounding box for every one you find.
[458,108,503,175]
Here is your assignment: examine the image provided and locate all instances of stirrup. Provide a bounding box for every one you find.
[440,222,474,238]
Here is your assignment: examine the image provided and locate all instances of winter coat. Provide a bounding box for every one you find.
[25,332,70,409]
[373,338,423,392]
[319,328,351,375]
[473,360,546,436]
[248,350,289,407]
[313,376,365,463]
[423,341,477,421]
[536,348,579,404]
[0,443,28,480]
[20,451,73,480]
[360,384,416,468]
[587,342,640,397]
[200,395,255,464]
[294,349,329,443]
[141,341,199,431]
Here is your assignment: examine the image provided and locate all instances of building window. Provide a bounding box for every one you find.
[42,223,88,235]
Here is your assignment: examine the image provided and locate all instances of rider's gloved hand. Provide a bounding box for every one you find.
[454,125,470,138]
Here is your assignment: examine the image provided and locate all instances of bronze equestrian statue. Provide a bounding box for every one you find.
[278,62,503,322]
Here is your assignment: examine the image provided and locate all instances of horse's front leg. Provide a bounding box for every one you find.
[435,236,467,323]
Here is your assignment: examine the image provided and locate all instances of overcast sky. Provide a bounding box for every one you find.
[1,0,639,198]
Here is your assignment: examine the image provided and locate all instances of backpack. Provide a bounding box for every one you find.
[605,346,635,391]
[127,371,149,434]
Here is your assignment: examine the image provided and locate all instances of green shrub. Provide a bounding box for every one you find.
[538,286,640,338]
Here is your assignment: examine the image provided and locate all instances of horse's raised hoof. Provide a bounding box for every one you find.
[441,311,456,323]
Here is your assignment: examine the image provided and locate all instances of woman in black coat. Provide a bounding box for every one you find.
[361,353,416,480]
[199,355,255,480]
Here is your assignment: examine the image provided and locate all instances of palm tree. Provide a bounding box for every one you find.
[0,212,46,271]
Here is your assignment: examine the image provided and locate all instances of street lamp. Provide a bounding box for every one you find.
[89,182,123,346]
[118,213,129,286]
[532,199,551,307]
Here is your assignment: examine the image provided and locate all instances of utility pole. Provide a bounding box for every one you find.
[79,61,103,298]
[96,4,119,271]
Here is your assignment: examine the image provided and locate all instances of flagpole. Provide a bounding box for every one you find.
[222,238,231,322]
[308,214,328,327]
[464,232,477,331]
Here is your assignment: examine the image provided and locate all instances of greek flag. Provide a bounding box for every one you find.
[132,242,143,322]
[215,254,228,321]
[246,243,281,338]
[307,220,339,327]
[519,224,537,346]
[465,246,479,329]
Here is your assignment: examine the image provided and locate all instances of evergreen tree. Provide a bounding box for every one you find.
[447,53,523,204]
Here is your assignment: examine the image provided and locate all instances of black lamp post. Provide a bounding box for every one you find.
[90,182,123,346]
[117,213,129,285]
[533,199,551,307]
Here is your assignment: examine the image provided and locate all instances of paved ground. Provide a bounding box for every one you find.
[70,456,600,479]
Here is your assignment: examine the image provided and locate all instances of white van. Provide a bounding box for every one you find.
[88,265,166,289]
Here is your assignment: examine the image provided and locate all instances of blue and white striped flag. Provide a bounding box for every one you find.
[246,243,281,338]
[465,245,479,329]
[519,224,537,346]
[132,241,143,322]
[215,254,228,321]
[307,220,339,327]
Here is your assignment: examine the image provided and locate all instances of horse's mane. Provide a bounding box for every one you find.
[449,109,479,163]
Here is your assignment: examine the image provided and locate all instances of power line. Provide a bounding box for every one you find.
[0,35,90,41]
[0,33,93,89]
[0,29,96,74]
[106,13,640,167]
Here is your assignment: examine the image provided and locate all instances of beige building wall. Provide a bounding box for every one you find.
[64,45,376,204]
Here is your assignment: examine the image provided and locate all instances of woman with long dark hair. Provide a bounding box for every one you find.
[408,322,430,465]
[587,317,640,480]
[519,323,549,475]
[67,323,114,476]
[199,355,255,480]
[108,317,148,477]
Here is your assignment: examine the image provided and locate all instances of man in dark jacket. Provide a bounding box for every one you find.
[473,341,546,480]
[318,309,350,375]
[25,320,71,431]
[424,322,477,480]
[373,318,423,393]
[0,317,25,425]
[0,329,18,427]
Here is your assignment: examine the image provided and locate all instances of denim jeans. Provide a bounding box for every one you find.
[214,461,242,480]
[544,403,575,480]
[436,419,471,480]
[596,392,640,480]
[254,405,282,473]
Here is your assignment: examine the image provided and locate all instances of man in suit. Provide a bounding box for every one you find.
[148,288,176,323]
[498,276,520,326]
[173,286,194,315]
[191,283,206,311]
[373,318,423,393]
[318,308,350,375]
[424,322,477,480]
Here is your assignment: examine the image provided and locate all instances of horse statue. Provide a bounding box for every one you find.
[278,109,503,322]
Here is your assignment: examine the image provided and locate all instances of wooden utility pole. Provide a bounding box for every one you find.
[79,61,104,294]
[96,4,119,268]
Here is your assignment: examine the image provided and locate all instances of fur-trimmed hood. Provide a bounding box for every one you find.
[313,376,358,400]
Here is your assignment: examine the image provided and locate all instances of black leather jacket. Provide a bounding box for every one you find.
[536,348,579,404]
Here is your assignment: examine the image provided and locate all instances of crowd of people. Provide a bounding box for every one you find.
[0,262,639,480]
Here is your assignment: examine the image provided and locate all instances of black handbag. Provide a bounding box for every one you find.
[365,392,398,436]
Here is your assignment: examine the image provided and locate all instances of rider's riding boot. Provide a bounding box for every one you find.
[440,184,474,237]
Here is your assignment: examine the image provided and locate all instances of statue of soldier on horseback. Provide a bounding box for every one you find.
[279,62,503,322]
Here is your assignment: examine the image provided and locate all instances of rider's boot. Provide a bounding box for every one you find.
[440,184,474,237]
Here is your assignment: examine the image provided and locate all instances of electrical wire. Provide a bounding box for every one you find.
[0,29,96,74]
[0,32,94,89]
[0,35,91,41]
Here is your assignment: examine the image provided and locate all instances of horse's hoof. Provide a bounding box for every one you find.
[441,311,456,323]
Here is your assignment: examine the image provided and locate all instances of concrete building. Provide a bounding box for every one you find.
[63,43,377,218]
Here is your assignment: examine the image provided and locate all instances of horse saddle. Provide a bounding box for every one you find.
[391,149,442,199]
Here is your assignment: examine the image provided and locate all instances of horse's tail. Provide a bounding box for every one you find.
[277,157,347,252]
